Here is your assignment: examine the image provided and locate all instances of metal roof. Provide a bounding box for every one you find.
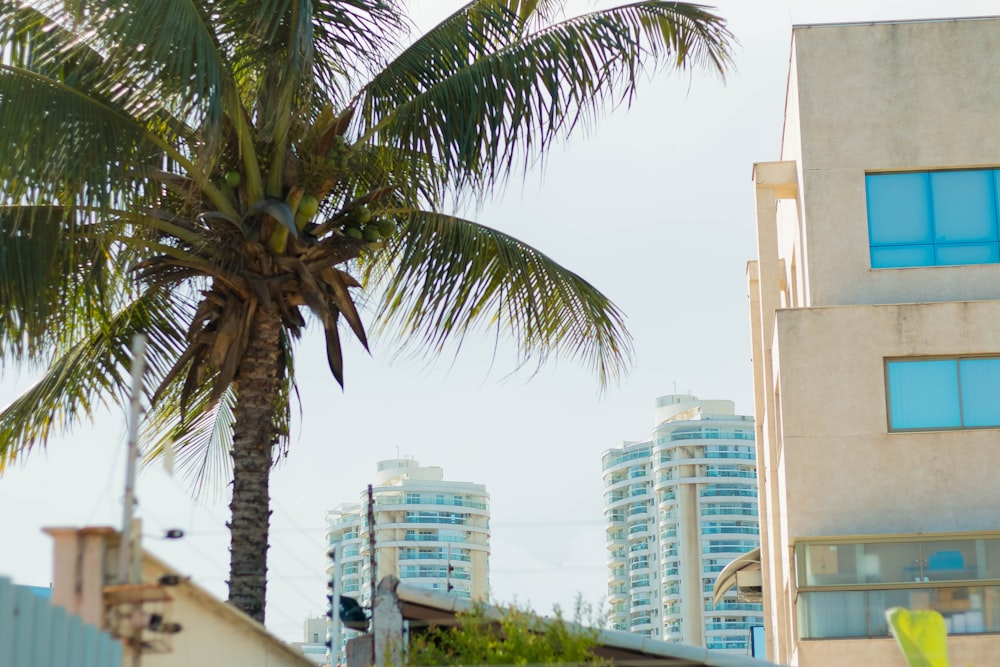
[389,580,783,667]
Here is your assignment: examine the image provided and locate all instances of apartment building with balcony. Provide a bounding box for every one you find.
[746,15,1000,666]
[602,395,762,655]
[325,458,490,607]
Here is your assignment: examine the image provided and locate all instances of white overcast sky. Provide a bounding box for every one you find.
[1,0,995,643]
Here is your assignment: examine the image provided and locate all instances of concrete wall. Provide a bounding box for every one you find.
[751,15,1000,667]
[45,527,314,667]
[140,555,315,667]
[774,300,1000,539]
[787,18,1000,308]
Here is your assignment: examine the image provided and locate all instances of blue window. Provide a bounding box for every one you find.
[867,169,1000,268]
[886,357,1000,430]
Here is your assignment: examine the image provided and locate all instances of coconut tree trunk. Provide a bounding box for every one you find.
[227,306,283,623]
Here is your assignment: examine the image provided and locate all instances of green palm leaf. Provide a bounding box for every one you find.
[143,384,237,500]
[0,289,189,471]
[369,211,633,386]
[359,2,733,193]
[0,205,116,360]
[0,65,157,212]
[23,0,231,129]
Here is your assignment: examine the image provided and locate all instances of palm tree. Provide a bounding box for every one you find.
[0,0,732,622]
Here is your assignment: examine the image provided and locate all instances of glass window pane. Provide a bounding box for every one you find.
[797,591,869,638]
[887,360,961,429]
[959,358,1000,427]
[863,541,923,584]
[801,543,860,586]
[867,173,933,245]
[984,540,1000,579]
[923,540,978,581]
[931,170,998,243]
[871,245,935,268]
[936,243,1000,266]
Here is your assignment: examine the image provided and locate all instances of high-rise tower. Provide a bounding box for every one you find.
[602,395,762,654]
[325,458,490,607]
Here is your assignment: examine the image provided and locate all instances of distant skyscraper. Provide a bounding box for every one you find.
[325,458,491,607]
[602,395,762,654]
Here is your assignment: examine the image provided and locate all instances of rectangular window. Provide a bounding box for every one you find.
[796,534,1000,639]
[886,357,1000,430]
[867,169,1000,268]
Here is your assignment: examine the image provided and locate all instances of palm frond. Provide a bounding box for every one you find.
[18,0,231,131]
[309,0,409,96]
[0,289,190,471]
[142,384,237,500]
[359,1,732,194]
[0,205,130,362]
[0,64,158,212]
[367,211,633,386]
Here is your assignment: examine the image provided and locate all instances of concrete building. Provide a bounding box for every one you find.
[44,526,314,667]
[603,395,762,655]
[325,459,490,607]
[290,616,329,665]
[745,15,1000,666]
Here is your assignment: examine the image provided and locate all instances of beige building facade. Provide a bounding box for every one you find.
[749,16,1000,667]
[45,526,315,667]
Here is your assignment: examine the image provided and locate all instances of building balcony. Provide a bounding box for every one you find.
[398,553,472,563]
[605,495,636,510]
[662,587,682,601]
[701,526,760,537]
[376,496,489,510]
[607,582,629,599]
[661,570,680,584]
[699,485,758,500]
[628,561,652,574]
[606,530,627,545]
[701,505,757,518]
[629,616,656,632]
[630,599,656,613]
[627,524,653,541]
[602,449,652,472]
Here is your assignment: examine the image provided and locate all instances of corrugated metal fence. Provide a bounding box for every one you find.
[0,577,122,667]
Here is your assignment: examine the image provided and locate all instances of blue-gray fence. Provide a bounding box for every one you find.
[0,577,122,667]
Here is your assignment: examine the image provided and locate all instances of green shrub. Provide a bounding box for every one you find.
[406,602,607,666]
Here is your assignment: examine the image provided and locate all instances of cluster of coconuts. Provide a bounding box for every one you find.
[219,132,395,243]
[340,205,394,242]
[327,134,350,171]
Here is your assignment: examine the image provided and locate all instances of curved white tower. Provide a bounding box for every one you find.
[325,459,490,606]
[602,395,762,654]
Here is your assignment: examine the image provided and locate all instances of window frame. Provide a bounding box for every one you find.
[885,355,1000,432]
[795,532,1000,640]
[866,168,1000,269]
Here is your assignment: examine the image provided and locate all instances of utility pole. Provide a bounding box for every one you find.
[367,485,377,632]
[326,543,343,667]
[119,334,147,667]
[446,544,455,594]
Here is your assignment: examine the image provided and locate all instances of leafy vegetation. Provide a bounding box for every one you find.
[407,601,607,666]
[886,607,951,667]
